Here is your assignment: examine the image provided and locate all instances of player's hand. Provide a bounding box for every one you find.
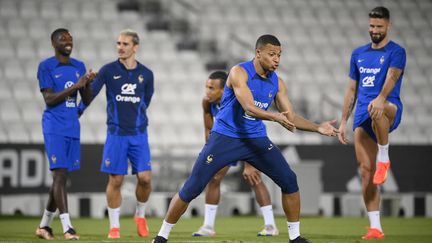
[275,112,296,132]
[317,119,339,137]
[368,96,385,120]
[337,121,349,145]
[242,162,262,186]
[75,69,97,89]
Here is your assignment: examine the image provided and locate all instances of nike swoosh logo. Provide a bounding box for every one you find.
[268,144,273,150]
[113,75,121,80]
[54,74,62,78]
[358,59,364,63]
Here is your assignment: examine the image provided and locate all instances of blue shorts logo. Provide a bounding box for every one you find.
[206,154,214,164]
[51,154,57,164]
[105,158,111,167]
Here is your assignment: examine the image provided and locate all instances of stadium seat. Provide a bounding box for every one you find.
[19,0,39,19]
[0,0,18,18]
[0,0,430,147]
[60,1,80,20]
[7,19,27,39]
[40,0,59,19]
[81,1,99,20]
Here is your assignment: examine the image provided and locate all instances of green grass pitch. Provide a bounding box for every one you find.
[0,216,431,242]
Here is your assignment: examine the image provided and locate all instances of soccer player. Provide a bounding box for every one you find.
[152,34,339,243]
[35,28,96,240]
[337,6,406,240]
[192,71,278,237]
[82,29,154,239]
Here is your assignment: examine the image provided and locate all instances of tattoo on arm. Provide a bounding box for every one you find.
[346,96,355,121]
[387,69,400,84]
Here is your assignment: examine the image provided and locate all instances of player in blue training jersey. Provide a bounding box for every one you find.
[338,7,406,240]
[81,29,154,239]
[192,71,278,237]
[152,35,339,243]
[35,28,96,240]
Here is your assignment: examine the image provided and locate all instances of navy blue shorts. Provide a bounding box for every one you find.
[100,133,151,175]
[179,132,298,202]
[354,98,403,142]
[43,134,80,172]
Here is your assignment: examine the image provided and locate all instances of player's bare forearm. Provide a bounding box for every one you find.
[80,86,92,105]
[378,67,402,99]
[341,80,357,123]
[342,95,356,123]
[244,104,279,121]
[292,114,319,132]
[42,87,79,107]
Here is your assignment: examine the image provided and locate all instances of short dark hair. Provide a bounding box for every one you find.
[51,28,69,42]
[369,6,390,20]
[255,34,281,49]
[208,71,228,88]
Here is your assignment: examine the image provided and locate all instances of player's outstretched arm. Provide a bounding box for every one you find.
[229,66,295,131]
[338,79,357,144]
[275,77,338,136]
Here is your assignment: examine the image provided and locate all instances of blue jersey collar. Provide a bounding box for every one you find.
[249,59,274,81]
[116,59,140,71]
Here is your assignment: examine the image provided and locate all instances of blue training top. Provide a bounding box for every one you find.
[210,102,220,117]
[349,40,406,129]
[38,56,86,138]
[91,60,154,136]
[212,60,278,138]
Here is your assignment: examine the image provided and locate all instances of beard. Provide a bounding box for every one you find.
[370,32,386,44]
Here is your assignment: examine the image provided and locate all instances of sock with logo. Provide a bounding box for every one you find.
[260,205,276,227]
[39,209,55,228]
[368,211,383,231]
[59,213,73,233]
[158,220,175,239]
[377,143,390,163]
[287,221,300,240]
[203,204,218,228]
[108,207,121,229]
[135,201,147,218]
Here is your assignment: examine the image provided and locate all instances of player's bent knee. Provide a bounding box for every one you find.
[179,179,207,202]
[280,183,299,194]
[277,172,299,194]
[208,177,222,187]
[179,187,201,203]
[137,176,151,185]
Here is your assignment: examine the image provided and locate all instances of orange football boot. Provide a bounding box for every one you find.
[362,227,385,240]
[373,161,390,185]
[108,227,120,239]
[134,217,149,237]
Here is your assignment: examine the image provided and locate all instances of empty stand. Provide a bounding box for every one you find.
[0,0,430,147]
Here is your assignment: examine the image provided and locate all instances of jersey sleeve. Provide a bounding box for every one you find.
[37,62,54,91]
[79,61,87,77]
[389,47,406,71]
[144,71,154,107]
[348,51,359,81]
[91,65,107,98]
